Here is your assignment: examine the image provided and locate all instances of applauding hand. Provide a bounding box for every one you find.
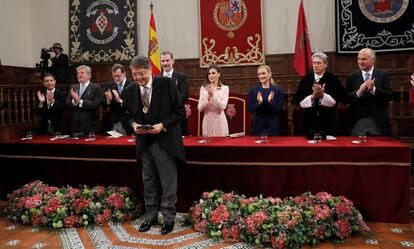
[104,90,113,102]
[268,91,274,103]
[111,89,121,103]
[257,91,263,104]
[37,91,45,103]
[366,78,375,91]
[46,91,54,105]
[70,88,81,104]
[312,83,325,99]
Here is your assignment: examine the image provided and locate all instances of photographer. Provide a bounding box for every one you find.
[49,42,69,84]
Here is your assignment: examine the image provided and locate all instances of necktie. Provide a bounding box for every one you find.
[79,84,86,96]
[117,84,123,93]
[364,72,371,81]
[47,91,52,107]
[143,86,150,106]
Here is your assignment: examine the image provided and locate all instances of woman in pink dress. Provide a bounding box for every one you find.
[197,64,229,137]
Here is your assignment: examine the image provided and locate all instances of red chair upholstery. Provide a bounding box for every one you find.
[184,98,201,136]
[225,94,251,135]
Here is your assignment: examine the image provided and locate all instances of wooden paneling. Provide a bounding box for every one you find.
[0,66,38,85]
[1,51,414,140]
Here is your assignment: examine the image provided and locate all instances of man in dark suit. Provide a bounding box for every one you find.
[345,48,392,136]
[49,43,69,84]
[66,65,102,136]
[102,63,132,135]
[123,55,185,235]
[296,52,346,137]
[34,74,66,134]
[160,51,189,135]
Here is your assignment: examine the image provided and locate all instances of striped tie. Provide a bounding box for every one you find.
[364,72,370,81]
[143,86,150,106]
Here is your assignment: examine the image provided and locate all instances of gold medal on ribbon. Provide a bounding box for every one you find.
[143,107,149,113]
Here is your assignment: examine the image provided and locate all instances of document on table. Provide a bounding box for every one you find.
[107,130,124,138]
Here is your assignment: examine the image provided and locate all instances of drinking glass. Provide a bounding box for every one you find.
[128,134,136,142]
[260,133,268,143]
[202,134,210,143]
[313,133,322,143]
[358,134,367,144]
[86,132,96,141]
[25,131,33,140]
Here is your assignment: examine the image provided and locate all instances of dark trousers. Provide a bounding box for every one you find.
[140,141,177,223]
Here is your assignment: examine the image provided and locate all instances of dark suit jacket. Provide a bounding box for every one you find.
[345,68,392,136]
[34,88,66,134]
[65,82,102,135]
[295,71,346,135]
[162,70,189,135]
[101,79,133,131]
[123,77,186,163]
[50,53,69,84]
[248,84,284,136]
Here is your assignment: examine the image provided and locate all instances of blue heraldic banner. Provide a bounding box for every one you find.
[336,0,414,53]
[69,0,137,63]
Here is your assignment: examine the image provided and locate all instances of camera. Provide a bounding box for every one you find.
[41,48,53,60]
[36,48,53,75]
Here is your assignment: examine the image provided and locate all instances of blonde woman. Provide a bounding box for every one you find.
[197,64,229,137]
[248,65,284,136]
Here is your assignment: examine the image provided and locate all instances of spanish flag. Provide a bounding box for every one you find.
[148,3,161,75]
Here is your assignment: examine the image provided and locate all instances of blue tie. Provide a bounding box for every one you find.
[118,84,123,93]
[79,84,86,96]
[364,72,370,81]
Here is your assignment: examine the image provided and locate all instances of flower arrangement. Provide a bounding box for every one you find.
[5,180,141,228]
[190,190,369,249]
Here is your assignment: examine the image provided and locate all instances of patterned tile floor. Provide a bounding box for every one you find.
[0,206,413,249]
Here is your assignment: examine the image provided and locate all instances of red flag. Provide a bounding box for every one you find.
[293,0,312,76]
[148,3,161,75]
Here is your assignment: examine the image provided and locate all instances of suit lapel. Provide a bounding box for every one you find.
[372,68,379,82]
[75,84,80,96]
[136,84,143,109]
[150,79,160,114]
[83,84,89,97]
[357,71,364,88]
[79,84,88,98]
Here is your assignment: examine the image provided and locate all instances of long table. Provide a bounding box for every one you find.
[0,136,410,223]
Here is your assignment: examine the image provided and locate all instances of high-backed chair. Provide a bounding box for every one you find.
[184,97,201,136]
[225,94,251,135]
[186,94,252,136]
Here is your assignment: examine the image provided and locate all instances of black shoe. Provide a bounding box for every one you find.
[160,222,174,235]
[138,220,158,232]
